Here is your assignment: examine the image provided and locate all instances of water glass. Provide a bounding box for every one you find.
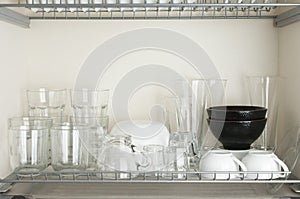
[247,76,280,151]
[50,123,89,172]
[191,79,227,151]
[9,117,52,174]
[71,89,109,117]
[27,88,68,117]
[143,145,165,175]
[169,140,189,178]
[72,116,109,170]
[163,146,176,176]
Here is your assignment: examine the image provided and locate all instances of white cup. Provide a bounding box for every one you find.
[199,150,247,179]
[242,150,289,179]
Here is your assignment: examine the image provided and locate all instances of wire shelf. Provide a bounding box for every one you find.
[0,0,299,19]
[1,169,298,184]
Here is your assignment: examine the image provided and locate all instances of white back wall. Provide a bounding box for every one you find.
[0,21,28,177]
[26,20,278,124]
[0,19,278,177]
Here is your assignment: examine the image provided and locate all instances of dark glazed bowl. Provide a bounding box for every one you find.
[207,118,267,150]
[207,106,267,121]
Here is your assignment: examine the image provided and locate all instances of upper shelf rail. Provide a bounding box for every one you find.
[0,0,299,27]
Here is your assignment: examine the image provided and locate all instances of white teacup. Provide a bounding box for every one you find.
[242,150,289,179]
[199,150,247,179]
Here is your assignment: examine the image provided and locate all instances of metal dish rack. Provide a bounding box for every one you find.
[0,0,299,27]
[0,169,298,184]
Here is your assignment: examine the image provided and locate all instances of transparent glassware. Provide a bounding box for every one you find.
[246,76,280,151]
[27,88,68,118]
[9,117,53,174]
[98,135,149,179]
[72,115,109,134]
[72,116,109,171]
[191,79,227,151]
[143,145,165,173]
[71,89,109,118]
[50,123,90,172]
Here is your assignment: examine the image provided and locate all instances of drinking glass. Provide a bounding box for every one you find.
[71,89,109,118]
[9,117,53,174]
[27,88,68,118]
[169,138,189,178]
[191,79,227,151]
[163,146,176,173]
[143,145,165,172]
[72,116,109,171]
[165,96,193,174]
[246,76,280,151]
[50,123,89,172]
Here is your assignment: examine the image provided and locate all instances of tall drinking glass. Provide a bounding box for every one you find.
[72,116,109,171]
[191,79,227,151]
[71,89,109,118]
[247,76,280,151]
[9,117,53,174]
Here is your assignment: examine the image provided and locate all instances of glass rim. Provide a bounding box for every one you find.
[71,115,109,119]
[26,88,68,93]
[143,144,164,152]
[8,116,53,122]
[8,117,53,130]
[191,78,227,82]
[245,75,280,78]
[71,89,110,93]
[51,123,92,130]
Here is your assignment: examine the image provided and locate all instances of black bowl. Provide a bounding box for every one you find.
[207,105,267,121]
[207,118,267,150]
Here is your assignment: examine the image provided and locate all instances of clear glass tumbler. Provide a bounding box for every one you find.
[71,89,109,118]
[246,76,280,151]
[27,88,68,117]
[143,145,165,173]
[191,79,227,151]
[50,123,89,172]
[72,116,109,171]
[9,117,53,174]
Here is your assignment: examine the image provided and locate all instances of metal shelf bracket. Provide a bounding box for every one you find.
[0,8,30,28]
[275,6,300,27]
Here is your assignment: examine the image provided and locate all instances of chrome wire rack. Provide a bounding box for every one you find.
[0,0,299,27]
[0,170,298,184]
[0,0,300,19]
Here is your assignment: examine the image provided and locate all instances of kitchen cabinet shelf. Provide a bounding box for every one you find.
[0,169,299,184]
[0,0,299,28]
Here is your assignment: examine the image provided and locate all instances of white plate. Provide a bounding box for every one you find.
[110,120,170,151]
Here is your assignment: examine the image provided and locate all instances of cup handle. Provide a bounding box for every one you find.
[232,155,247,178]
[272,155,289,178]
[136,152,151,170]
